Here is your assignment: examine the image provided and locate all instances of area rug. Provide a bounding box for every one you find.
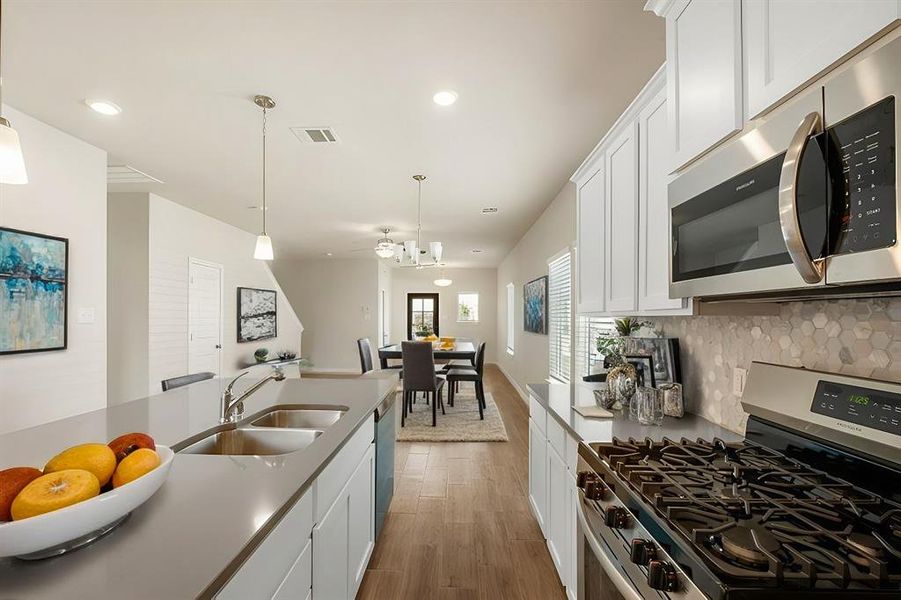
[396,389,509,442]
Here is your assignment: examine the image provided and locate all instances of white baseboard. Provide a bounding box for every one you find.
[494,362,529,404]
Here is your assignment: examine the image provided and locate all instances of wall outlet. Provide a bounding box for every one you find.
[732,367,748,396]
[76,307,95,324]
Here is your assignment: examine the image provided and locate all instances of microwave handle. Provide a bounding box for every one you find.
[778,111,825,284]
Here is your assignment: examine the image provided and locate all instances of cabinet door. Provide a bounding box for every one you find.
[744,0,900,118]
[273,539,312,600]
[605,122,639,313]
[528,418,548,536]
[638,87,686,312]
[576,162,605,314]
[667,0,742,170]
[347,444,376,598]
[546,446,567,580]
[312,488,349,600]
[566,473,577,600]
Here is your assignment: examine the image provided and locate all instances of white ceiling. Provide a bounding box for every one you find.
[4,1,664,266]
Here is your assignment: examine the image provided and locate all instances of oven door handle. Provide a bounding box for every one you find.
[576,500,643,600]
[778,111,825,284]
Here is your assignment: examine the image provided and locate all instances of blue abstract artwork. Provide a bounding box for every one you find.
[523,276,547,335]
[0,227,68,354]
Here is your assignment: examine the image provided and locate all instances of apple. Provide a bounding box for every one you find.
[108,433,156,462]
[0,467,43,521]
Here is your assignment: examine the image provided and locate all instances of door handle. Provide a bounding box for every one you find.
[215,344,222,349]
[778,111,825,284]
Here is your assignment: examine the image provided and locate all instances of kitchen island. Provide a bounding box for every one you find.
[0,374,397,599]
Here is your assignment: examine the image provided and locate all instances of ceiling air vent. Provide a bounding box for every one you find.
[481,207,498,214]
[107,165,163,185]
[291,126,340,144]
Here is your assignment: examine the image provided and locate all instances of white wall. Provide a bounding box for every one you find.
[107,193,149,404]
[391,267,498,362]
[0,106,108,434]
[496,183,576,397]
[271,258,379,372]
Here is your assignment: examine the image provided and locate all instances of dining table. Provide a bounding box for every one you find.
[377,340,476,369]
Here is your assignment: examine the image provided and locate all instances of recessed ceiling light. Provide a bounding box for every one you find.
[85,99,122,116]
[433,90,458,106]
[481,207,498,214]
[325,252,333,257]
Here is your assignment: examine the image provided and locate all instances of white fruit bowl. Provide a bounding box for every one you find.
[0,445,174,559]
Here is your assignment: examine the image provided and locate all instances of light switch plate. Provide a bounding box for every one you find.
[732,367,748,396]
[76,307,95,324]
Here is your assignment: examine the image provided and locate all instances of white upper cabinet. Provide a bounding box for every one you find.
[605,122,639,313]
[744,0,901,119]
[575,162,605,314]
[638,87,686,312]
[665,0,742,170]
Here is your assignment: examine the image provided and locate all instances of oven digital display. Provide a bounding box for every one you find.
[812,380,901,436]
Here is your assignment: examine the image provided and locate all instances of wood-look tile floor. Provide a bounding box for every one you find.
[357,365,566,600]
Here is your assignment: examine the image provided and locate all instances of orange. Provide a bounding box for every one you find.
[44,443,117,486]
[11,469,100,520]
[112,448,160,488]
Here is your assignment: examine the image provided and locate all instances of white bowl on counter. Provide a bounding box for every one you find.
[0,445,174,559]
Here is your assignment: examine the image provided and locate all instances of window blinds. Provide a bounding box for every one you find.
[548,252,572,383]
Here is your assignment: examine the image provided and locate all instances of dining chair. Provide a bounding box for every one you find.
[357,338,374,374]
[161,371,215,392]
[446,342,486,420]
[401,341,446,427]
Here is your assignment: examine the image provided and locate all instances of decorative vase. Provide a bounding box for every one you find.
[607,363,637,409]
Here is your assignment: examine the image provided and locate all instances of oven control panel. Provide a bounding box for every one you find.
[830,95,896,255]
[812,380,901,436]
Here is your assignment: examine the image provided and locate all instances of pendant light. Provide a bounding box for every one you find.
[401,175,444,267]
[253,95,275,260]
[0,0,27,184]
[433,268,452,287]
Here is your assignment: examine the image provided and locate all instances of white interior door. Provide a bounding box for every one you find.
[188,258,223,377]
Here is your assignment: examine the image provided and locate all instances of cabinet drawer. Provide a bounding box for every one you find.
[217,489,313,599]
[316,414,374,522]
[529,396,547,435]
[273,538,312,600]
[546,415,566,459]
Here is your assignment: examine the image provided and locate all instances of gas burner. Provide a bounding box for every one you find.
[846,532,887,567]
[720,525,782,566]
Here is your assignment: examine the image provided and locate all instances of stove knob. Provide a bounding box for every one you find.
[576,471,593,488]
[630,539,657,565]
[584,481,606,501]
[603,506,629,529]
[647,560,679,592]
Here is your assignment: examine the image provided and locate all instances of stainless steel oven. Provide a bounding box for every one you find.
[575,447,706,600]
[670,32,901,299]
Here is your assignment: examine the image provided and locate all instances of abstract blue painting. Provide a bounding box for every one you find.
[0,227,68,354]
[523,276,547,335]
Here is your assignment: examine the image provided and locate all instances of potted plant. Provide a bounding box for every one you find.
[254,347,269,363]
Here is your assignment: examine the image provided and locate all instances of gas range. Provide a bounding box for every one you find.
[575,362,901,600]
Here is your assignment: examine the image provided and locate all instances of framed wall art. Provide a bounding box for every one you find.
[237,287,277,342]
[0,227,68,355]
[523,276,548,334]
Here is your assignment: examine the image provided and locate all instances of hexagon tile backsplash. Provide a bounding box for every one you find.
[646,298,901,434]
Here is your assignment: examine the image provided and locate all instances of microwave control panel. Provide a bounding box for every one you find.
[812,380,901,437]
[830,96,896,255]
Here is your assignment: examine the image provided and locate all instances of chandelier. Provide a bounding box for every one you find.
[397,175,443,268]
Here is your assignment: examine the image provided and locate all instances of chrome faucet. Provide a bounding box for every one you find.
[220,368,286,423]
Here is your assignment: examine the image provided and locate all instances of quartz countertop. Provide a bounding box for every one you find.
[0,375,397,599]
[526,381,743,444]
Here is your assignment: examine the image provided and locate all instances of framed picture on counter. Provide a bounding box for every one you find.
[625,337,681,385]
[625,355,656,388]
[237,287,277,342]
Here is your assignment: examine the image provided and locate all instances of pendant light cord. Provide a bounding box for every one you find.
[261,105,267,235]
[1,0,5,108]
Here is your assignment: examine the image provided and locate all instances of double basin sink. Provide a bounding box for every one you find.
[175,405,348,457]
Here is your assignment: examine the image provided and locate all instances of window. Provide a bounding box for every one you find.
[548,251,572,383]
[574,315,616,378]
[506,283,515,355]
[407,293,439,339]
[457,292,479,322]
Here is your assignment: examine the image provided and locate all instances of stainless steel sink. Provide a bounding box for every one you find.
[249,406,347,429]
[179,427,322,456]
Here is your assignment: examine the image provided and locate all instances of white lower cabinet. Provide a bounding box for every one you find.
[528,416,548,536]
[273,539,312,600]
[528,396,578,598]
[313,443,375,600]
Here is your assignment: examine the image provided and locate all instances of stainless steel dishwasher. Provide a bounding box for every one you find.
[373,392,395,539]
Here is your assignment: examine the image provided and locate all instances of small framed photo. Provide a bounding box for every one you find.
[625,337,681,385]
[625,355,656,388]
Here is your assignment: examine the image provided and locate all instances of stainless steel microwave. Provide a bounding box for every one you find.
[669,33,901,300]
